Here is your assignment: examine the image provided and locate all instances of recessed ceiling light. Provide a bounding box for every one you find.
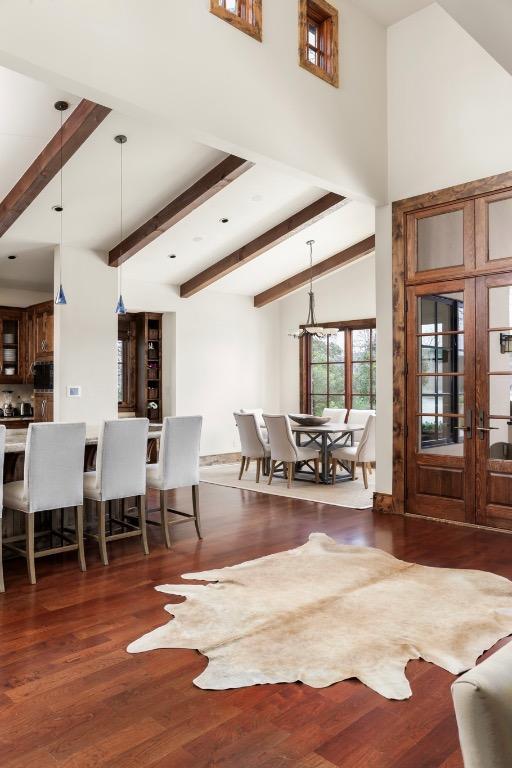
[7,254,16,260]
[168,254,177,259]
[220,217,229,224]
[52,205,63,212]
[192,236,203,243]
[251,195,263,202]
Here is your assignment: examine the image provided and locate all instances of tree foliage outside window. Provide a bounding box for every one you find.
[302,324,376,415]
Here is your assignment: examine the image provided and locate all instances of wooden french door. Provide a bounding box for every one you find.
[406,279,475,523]
[475,272,512,529]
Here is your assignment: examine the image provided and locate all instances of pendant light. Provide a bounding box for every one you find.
[54,100,69,305]
[114,134,127,315]
[288,240,330,339]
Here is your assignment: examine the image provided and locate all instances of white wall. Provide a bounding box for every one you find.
[0,285,51,307]
[279,254,376,414]
[53,246,118,424]
[124,280,280,456]
[0,0,387,203]
[373,3,512,495]
[388,4,512,201]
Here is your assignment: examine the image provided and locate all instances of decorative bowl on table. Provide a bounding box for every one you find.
[288,413,330,426]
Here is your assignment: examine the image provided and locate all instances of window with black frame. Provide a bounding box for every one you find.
[418,294,464,451]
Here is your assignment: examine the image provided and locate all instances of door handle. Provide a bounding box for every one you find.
[477,410,498,439]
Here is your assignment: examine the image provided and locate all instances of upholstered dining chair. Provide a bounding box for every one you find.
[322,407,348,424]
[0,425,5,592]
[240,407,268,441]
[234,412,270,482]
[263,414,320,488]
[452,641,512,768]
[83,418,149,565]
[347,408,375,427]
[330,414,375,487]
[3,422,86,585]
[146,416,202,548]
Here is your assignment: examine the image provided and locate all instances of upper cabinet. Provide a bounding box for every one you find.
[0,307,24,384]
[32,302,54,362]
[476,189,512,271]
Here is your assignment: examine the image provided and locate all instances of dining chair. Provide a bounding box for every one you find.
[240,407,268,441]
[83,418,149,565]
[0,425,5,592]
[263,414,320,488]
[330,414,375,487]
[322,407,348,423]
[347,408,375,427]
[146,416,202,548]
[3,422,86,585]
[234,412,270,482]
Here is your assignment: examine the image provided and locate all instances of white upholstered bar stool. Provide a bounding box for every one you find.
[452,642,512,768]
[0,425,6,592]
[322,407,348,424]
[3,422,86,585]
[331,414,375,487]
[146,416,202,548]
[234,412,270,482]
[83,418,149,565]
[263,414,320,488]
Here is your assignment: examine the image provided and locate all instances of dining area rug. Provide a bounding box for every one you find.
[127,533,512,700]
[199,462,375,509]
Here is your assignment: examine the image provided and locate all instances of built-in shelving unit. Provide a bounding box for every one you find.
[136,313,162,422]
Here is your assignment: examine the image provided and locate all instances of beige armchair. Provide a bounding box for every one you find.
[263,414,320,488]
[330,414,375,487]
[234,412,270,483]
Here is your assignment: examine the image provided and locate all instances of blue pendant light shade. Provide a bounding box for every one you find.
[55,283,67,305]
[114,134,127,315]
[115,293,126,315]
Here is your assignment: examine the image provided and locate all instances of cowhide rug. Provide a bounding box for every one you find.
[127,533,512,699]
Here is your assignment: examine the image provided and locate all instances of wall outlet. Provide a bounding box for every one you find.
[68,385,81,397]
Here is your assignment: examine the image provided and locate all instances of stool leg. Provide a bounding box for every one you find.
[0,523,4,593]
[75,505,86,572]
[26,514,36,585]
[160,490,171,549]
[98,501,109,566]
[138,495,149,556]
[192,485,202,539]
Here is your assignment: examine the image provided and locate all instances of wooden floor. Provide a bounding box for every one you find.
[1,483,511,768]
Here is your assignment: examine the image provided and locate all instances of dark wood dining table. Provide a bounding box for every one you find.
[288,422,365,484]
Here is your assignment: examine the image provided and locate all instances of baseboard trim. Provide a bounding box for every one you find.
[373,492,397,515]
[200,452,241,467]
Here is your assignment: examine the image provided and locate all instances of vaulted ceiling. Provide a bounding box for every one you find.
[0,64,375,304]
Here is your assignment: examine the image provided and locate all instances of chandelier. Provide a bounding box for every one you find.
[288,240,330,339]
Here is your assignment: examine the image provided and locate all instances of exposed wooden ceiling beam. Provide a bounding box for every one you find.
[0,99,111,238]
[253,234,375,308]
[109,155,254,267]
[179,192,346,298]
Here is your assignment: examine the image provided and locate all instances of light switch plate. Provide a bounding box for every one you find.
[68,385,81,397]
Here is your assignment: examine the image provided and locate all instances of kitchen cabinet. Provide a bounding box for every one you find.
[34,392,53,422]
[33,302,53,362]
[0,307,24,384]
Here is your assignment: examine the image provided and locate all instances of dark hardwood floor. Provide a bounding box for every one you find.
[1,482,511,767]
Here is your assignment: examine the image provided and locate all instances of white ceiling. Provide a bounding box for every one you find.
[0,64,376,299]
[351,0,432,26]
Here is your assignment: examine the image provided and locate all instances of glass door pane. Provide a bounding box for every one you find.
[417,210,464,272]
[417,292,465,456]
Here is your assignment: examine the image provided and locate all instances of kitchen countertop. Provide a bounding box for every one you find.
[5,424,162,454]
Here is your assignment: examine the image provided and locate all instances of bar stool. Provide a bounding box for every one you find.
[83,418,149,565]
[3,422,86,585]
[146,416,202,548]
[0,425,6,592]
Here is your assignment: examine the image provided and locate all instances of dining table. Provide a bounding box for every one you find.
[290,422,365,484]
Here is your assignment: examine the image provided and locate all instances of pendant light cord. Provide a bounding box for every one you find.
[119,138,123,298]
[59,108,63,285]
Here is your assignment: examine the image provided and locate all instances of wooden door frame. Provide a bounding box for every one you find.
[384,169,512,518]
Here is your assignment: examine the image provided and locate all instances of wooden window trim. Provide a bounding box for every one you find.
[300,319,376,412]
[210,0,262,42]
[299,0,339,88]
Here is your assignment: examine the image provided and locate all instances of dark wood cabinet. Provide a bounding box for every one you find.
[136,313,162,423]
[33,301,54,362]
[0,307,24,384]
[34,392,53,422]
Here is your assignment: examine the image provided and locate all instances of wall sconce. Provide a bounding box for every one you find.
[500,333,512,353]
